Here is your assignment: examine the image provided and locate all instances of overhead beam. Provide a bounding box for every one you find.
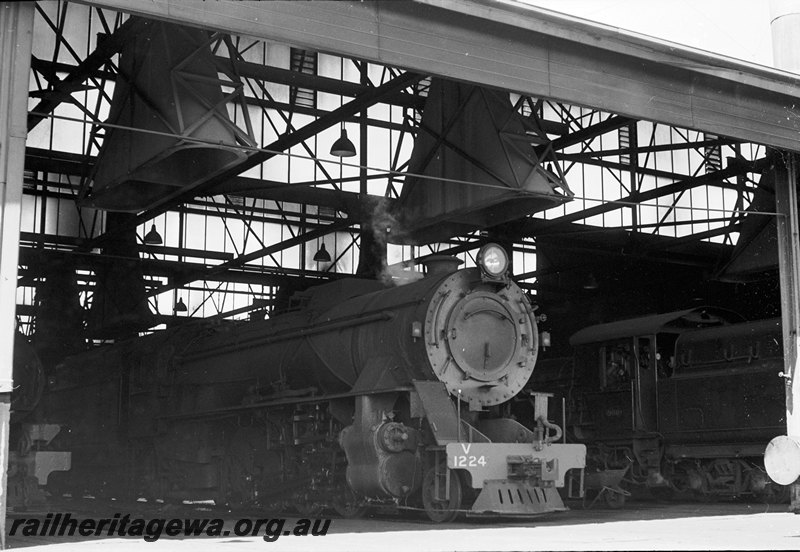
[246,95,411,133]
[107,71,421,223]
[78,70,423,251]
[29,55,425,113]
[206,299,274,321]
[524,157,771,234]
[24,147,91,176]
[525,238,726,271]
[212,176,386,216]
[227,71,422,178]
[565,137,740,159]
[558,153,687,182]
[24,147,380,216]
[148,218,354,297]
[642,223,743,251]
[17,245,330,288]
[519,223,732,275]
[19,231,236,261]
[27,17,142,131]
[72,0,800,152]
[549,115,634,152]
[228,57,423,110]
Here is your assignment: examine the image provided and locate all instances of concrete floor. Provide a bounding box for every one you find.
[6,500,799,551]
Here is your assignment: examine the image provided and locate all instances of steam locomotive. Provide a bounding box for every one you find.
[527,308,789,506]
[14,243,585,521]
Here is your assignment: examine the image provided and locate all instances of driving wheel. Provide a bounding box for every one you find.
[421,464,463,523]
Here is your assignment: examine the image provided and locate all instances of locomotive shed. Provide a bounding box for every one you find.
[2,1,800,550]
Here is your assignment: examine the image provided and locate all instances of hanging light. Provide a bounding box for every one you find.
[174,297,187,312]
[583,273,599,290]
[313,243,332,263]
[143,224,163,245]
[330,127,356,157]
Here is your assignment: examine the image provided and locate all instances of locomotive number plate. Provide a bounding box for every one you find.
[449,443,487,468]
[451,454,488,468]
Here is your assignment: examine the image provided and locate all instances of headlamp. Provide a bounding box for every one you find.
[477,243,509,280]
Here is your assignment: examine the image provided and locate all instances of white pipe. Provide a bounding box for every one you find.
[771,0,800,73]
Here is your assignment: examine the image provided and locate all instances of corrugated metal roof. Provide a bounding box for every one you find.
[569,306,745,346]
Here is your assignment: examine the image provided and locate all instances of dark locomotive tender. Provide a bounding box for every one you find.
[14,243,585,521]
[528,308,788,506]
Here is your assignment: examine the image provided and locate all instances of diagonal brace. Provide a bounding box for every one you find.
[149,218,353,297]
[80,70,425,253]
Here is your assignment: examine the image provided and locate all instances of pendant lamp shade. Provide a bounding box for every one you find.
[330,128,356,157]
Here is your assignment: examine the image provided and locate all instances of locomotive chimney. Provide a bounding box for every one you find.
[420,255,463,277]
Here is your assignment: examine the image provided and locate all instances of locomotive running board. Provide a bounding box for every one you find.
[160,386,413,420]
[468,480,567,517]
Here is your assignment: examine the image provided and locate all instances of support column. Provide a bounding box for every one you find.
[773,154,800,512]
[770,0,800,512]
[0,1,34,546]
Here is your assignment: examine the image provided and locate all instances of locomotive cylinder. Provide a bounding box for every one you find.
[339,394,422,499]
